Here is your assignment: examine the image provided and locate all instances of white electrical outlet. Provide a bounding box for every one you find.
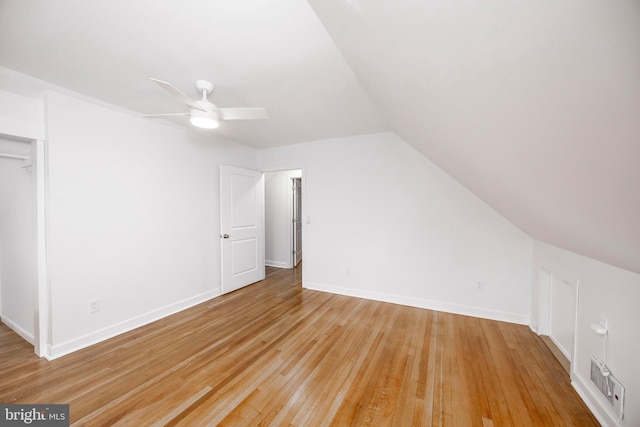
[89,299,100,314]
[476,281,485,291]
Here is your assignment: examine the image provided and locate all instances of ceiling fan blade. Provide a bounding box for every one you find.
[142,112,189,118]
[149,78,206,111]
[214,107,268,121]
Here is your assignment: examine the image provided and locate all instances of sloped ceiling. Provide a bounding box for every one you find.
[306,0,640,274]
[0,0,639,273]
[0,0,387,146]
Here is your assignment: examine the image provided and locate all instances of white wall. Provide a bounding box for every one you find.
[265,170,301,268]
[0,137,36,343]
[258,132,533,323]
[45,91,257,358]
[0,89,44,140]
[532,241,640,427]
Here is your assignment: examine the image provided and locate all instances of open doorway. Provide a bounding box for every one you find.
[0,134,47,358]
[0,135,36,347]
[265,170,302,269]
[537,267,579,377]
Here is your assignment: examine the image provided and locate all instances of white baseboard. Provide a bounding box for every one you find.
[48,287,221,360]
[549,334,572,361]
[0,316,34,345]
[266,260,289,269]
[572,373,618,426]
[303,282,528,325]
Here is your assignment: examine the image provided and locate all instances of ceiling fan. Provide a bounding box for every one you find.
[144,78,267,129]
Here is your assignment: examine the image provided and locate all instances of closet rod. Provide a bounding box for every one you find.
[0,152,28,160]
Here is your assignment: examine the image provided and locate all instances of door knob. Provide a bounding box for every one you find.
[222,234,229,239]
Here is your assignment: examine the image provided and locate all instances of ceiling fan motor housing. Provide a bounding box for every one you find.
[195,80,214,96]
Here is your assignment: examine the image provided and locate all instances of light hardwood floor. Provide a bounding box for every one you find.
[540,336,571,375]
[1,267,598,426]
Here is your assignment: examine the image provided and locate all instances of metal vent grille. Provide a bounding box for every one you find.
[590,356,624,419]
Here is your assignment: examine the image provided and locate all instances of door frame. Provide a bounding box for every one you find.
[290,176,302,268]
[0,133,49,358]
[537,265,580,381]
[35,138,49,358]
[261,166,305,283]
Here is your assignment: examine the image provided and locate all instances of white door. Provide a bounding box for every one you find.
[292,178,302,266]
[220,165,265,294]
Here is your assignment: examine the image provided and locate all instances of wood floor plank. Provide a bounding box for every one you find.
[0,266,599,426]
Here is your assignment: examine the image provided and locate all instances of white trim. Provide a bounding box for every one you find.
[1,316,34,344]
[287,176,294,269]
[572,375,617,427]
[48,287,221,360]
[265,260,289,269]
[549,334,572,361]
[35,139,49,358]
[570,278,581,383]
[304,282,529,325]
[290,176,302,268]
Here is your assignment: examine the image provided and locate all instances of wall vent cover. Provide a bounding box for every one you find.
[590,356,624,420]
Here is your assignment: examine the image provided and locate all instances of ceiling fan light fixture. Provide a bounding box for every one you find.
[190,109,219,129]
[146,78,266,127]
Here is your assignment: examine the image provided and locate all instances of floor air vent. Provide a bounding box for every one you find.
[590,356,624,420]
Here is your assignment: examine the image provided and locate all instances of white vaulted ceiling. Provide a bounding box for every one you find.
[0,0,639,273]
[0,0,387,146]
[306,0,640,274]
